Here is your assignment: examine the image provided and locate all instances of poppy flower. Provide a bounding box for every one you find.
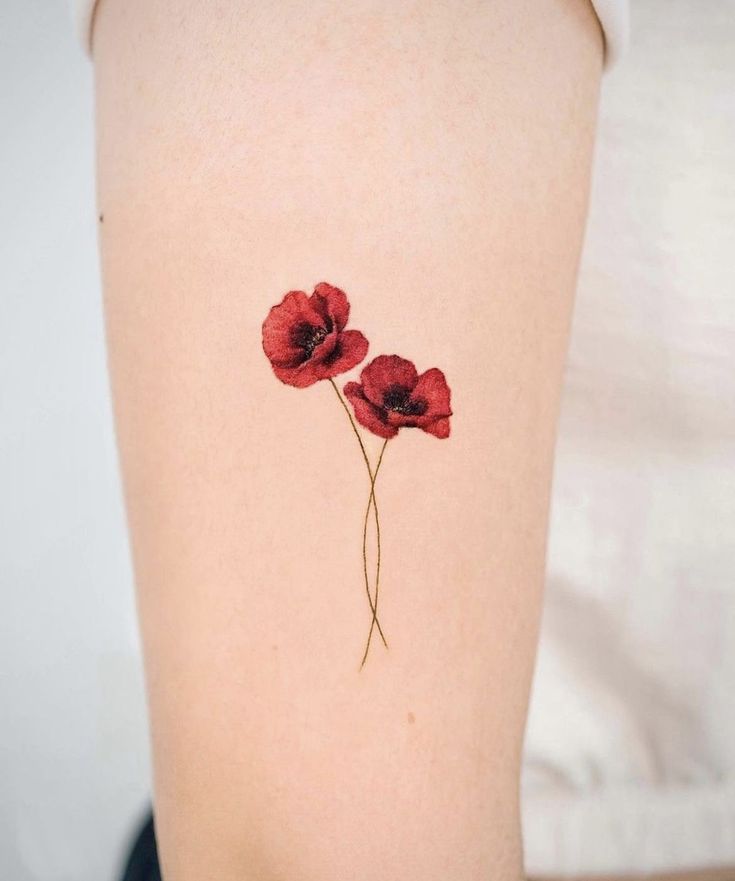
[344,355,452,440]
[262,282,369,388]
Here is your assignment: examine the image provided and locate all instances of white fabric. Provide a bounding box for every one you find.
[72,0,629,69]
[72,0,95,55]
[521,1,735,874]
[591,0,629,68]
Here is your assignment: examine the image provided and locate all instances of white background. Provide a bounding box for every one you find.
[1,3,150,879]
[1,2,733,879]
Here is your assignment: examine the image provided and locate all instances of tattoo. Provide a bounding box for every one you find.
[262,282,452,667]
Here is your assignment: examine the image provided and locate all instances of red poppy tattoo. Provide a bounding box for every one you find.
[262,282,452,667]
[344,355,452,440]
[262,282,368,387]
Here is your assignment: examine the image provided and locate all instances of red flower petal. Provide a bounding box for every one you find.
[262,290,327,367]
[383,409,420,427]
[412,368,452,420]
[313,282,350,333]
[361,355,419,407]
[271,360,324,388]
[422,416,451,439]
[344,381,398,439]
[313,330,369,380]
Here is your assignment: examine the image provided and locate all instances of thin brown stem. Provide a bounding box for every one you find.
[329,379,388,649]
[359,438,388,669]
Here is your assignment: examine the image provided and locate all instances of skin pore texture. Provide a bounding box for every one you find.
[93,1,602,879]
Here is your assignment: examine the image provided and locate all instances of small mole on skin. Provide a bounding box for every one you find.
[98,213,104,223]
[407,711,415,725]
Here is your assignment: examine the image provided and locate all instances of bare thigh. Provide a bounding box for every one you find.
[94,1,602,879]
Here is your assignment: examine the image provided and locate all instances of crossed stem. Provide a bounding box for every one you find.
[329,379,388,659]
[359,438,388,668]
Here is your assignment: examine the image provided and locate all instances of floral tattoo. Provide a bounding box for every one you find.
[262,282,452,666]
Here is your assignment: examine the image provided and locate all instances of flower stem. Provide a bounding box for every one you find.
[328,379,388,650]
[360,438,388,669]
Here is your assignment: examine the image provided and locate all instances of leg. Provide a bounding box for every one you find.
[94,1,602,878]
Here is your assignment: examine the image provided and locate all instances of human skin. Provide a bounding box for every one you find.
[93,1,602,879]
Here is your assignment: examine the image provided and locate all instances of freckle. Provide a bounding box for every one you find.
[271,644,278,651]
[407,711,415,724]
[98,213,104,223]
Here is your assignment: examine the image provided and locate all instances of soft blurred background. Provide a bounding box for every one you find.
[1,2,733,879]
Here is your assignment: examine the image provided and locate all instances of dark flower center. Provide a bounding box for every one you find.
[291,322,328,358]
[382,383,427,416]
